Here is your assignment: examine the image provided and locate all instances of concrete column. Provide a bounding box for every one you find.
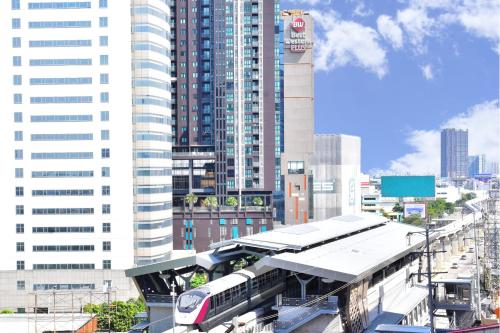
[451,234,459,256]
[457,231,465,251]
[294,275,314,300]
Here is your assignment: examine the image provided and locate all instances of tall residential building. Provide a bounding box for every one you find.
[441,128,468,178]
[311,134,361,220]
[169,0,282,207]
[0,0,172,310]
[468,154,487,177]
[280,10,314,224]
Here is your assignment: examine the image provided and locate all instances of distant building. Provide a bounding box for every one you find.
[311,134,361,220]
[280,10,315,224]
[488,161,499,175]
[441,129,469,178]
[468,154,486,177]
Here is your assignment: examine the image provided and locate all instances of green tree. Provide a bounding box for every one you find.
[226,196,238,207]
[202,196,218,209]
[83,298,145,332]
[0,309,14,314]
[252,196,263,206]
[184,193,198,211]
[392,203,404,213]
[403,214,425,226]
[191,272,207,288]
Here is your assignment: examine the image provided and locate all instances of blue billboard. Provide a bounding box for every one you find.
[381,176,435,198]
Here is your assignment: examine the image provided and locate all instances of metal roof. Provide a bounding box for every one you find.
[125,252,196,277]
[258,222,429,282]
[230,213,388,251]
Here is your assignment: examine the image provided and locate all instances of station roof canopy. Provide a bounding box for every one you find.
[224,214,388,252]
[258,222,429,283]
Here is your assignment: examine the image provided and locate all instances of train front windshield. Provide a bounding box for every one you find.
[177,292,205,312]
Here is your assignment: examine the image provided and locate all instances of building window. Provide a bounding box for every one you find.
[100,73,109,84]
[102,186,110,196]
[12,18,21,29]
[101,130,109,140]
[14,112,23,122]
[99,17,108,27]
[100,92,109,103]
[15,186,24,197]
[103,241,111,251]
[103,260,111,269]
[16,224,24,234]
[13,75,22,85]
[99,36,108,46]
[12,0,20,10]
[15,149,23,160]
[17,280,25,290]
[102,223,111,233]
[14,131,23,141]
[17,261,25,270]
[102,204,111,214]
[16,242,24,252]
[101,148,110,158]
[99,0,108,8]
[100,54,108,65]
[14,93,22,104]
[287,161,305,175]
[101,167,110,177]
[16,205,24,215]
[100,111,109,121]
[13,37,21,48]
[15,168,23,178]
[13,56,21,66]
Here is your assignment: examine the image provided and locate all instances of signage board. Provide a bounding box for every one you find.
[284,15,312,53]
[381,176,436,198]
[404,203,426,218]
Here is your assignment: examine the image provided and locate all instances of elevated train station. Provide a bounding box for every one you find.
[126,198,489,333]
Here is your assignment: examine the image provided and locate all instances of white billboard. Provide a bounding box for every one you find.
[404,203,426,218]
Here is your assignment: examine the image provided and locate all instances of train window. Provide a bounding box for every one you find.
[178,294,203,310]
[210,297,215,310]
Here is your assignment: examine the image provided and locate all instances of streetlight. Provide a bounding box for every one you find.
[159,273,176,333]
[472,212,482,319]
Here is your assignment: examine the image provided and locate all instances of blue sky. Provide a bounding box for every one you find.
[282,0,500,174]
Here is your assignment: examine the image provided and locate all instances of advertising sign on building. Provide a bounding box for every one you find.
[284,16,313,53]
[404,203,427,218]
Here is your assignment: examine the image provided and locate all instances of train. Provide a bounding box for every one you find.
[175,265,285,332]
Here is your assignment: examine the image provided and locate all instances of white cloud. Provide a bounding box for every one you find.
[396,6,437,53]
[377,15,404,49]
[420,64,434,80]
[372,100,500,176]
[311,10,388,78]
[353,3,373,17]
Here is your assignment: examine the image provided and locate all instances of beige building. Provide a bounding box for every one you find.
[280,10,315,224]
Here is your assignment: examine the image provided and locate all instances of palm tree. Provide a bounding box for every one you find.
[184,193,198,211]
[202,196,218,210]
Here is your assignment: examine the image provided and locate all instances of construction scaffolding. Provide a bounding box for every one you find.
[25,289,116,333]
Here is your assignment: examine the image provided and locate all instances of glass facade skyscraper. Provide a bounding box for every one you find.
[441,128,469,178]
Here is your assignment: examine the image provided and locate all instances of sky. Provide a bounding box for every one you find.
[281,0,500,175]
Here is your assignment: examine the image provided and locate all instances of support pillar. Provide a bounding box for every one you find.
[294,275,314,300]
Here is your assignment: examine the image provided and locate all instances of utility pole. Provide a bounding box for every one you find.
[107,285,111,333]
[425,223,435,333]
[472,212,482,319]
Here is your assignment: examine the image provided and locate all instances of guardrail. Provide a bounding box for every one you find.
[274,296,339,331]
